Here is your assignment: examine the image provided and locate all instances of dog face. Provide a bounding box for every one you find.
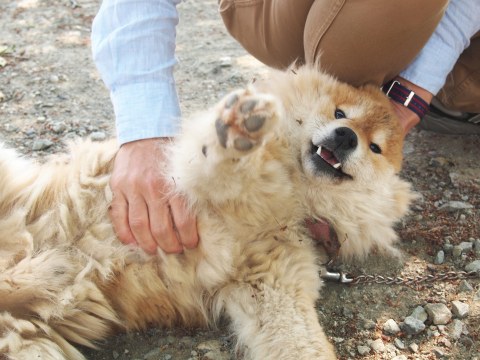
[260,67,404,187]
[301,82,405,186]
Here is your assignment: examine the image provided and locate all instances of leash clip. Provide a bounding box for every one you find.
[321,270,354,284]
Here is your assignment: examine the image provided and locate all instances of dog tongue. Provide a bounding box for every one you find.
[320,148,339,167]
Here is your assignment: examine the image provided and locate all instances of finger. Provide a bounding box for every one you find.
[148,197,183,254]
[128,196,158,254]
[169,195,199,250]
[109,192,136,245]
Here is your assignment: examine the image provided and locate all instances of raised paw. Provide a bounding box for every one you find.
[215,89,280,152]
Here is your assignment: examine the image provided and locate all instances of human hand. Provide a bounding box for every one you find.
[109,138,199,254]
[390,76,433,134]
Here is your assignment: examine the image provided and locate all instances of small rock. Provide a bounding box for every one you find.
[424,303,452,325]
[143,348,162,360]
[411,306,428,322]
[197,340,222,352]
[402,316,425,335]
[392,356,407,360]
[383,319,401,335]
[32,139,53,151]
[370,339,385,353]
[447,319,464,340]
[458,280,474,292]
[394,338,405,350]
[465,260,480,273]
[90,131,106,141]
[51,122,67,134]
[112,351,119,359]
[434,250,445,265]
[202,351,229,360]
[219,56,232,67]
[357,345,370,356]
[443,243,454,254]
[409,343,419,353]
[361,318,376,330]
[432,347,446,358]
[451,301,469,319]
[438,201,473,212]
[457,242,473,253]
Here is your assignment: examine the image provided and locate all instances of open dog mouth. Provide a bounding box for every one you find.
[310,143,352,179]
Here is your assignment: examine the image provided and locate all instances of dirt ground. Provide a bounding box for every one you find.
[0,0,479,359]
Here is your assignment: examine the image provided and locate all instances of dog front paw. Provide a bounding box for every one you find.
[215,88,280,152]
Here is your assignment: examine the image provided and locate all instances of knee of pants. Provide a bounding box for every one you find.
[219,0,315,69]
[304,0,449,86]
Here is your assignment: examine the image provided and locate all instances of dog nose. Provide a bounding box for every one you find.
[334,127,357,150]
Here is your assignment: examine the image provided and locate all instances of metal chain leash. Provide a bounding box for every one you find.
[321,269,480,286]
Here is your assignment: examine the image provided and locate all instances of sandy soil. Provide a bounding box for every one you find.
[0,0,479,359]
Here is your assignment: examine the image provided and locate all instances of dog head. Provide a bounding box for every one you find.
[264,66,416,258]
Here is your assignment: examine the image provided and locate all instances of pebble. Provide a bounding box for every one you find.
[357,345,370,356]
[197,340,222,352]
[32,139,53,151]
[383,319,401,335]
[458,280,474,292]
[409,343,419,353]
[410,306,428,322]
[394,338,405,350]
[90,131,106,141]
[143,348,162,360]
[402,316,425,335]
[51,121,67,133]
[457,241,473,253]
[443,243,453,254]
[392,356,407,360]
[465,260,480,273]
[447,319,464,340]
[451,300,469,318]
[361,318,376,330]
[438,201,473,212]
[369,339,385,353]
[434,250,445,265]
[432,347,446,358]
[424,303,452,325]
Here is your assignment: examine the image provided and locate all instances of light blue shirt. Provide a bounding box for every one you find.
[400,0,480,95]
[91,0,480,145]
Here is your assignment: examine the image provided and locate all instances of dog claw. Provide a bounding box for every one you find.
[333,163,341,169]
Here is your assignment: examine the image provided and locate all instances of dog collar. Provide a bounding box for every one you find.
[382,80,429,119]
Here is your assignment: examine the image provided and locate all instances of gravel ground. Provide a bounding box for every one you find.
[0,0,479,359]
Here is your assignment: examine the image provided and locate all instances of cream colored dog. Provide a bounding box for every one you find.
[0,66,414,360]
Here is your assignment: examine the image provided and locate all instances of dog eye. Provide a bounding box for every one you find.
[334,109,346,119]
[369,143,382,154]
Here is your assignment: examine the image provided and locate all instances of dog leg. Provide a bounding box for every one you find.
[170,87,290,204]
[224,283,336,360]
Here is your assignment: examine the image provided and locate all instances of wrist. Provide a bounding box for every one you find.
[384,77,433,134]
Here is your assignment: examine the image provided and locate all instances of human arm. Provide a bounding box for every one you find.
[91,0,199,253]
[393,0,480,133]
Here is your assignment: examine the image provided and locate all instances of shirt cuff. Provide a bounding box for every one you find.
[111,81,181,145]
[399,37,460,96]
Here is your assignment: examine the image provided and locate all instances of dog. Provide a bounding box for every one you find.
[0,66,414,360]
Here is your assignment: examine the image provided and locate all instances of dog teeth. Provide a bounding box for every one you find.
[316,146,322,156]
[333,163,342,169]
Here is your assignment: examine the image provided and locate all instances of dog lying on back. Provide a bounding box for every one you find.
[0,66,414,360]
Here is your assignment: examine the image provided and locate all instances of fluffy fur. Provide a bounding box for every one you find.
[0,66,414,360]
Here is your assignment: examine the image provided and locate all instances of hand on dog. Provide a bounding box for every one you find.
[109,138,199,254]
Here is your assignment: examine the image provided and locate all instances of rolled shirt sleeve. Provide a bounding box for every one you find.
[91,0,182,144]
[400,0,480,96]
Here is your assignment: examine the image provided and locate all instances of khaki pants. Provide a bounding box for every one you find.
[219,0,480,113]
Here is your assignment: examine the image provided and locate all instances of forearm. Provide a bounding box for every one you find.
[400,0,480,95]
[91,0,182,144]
